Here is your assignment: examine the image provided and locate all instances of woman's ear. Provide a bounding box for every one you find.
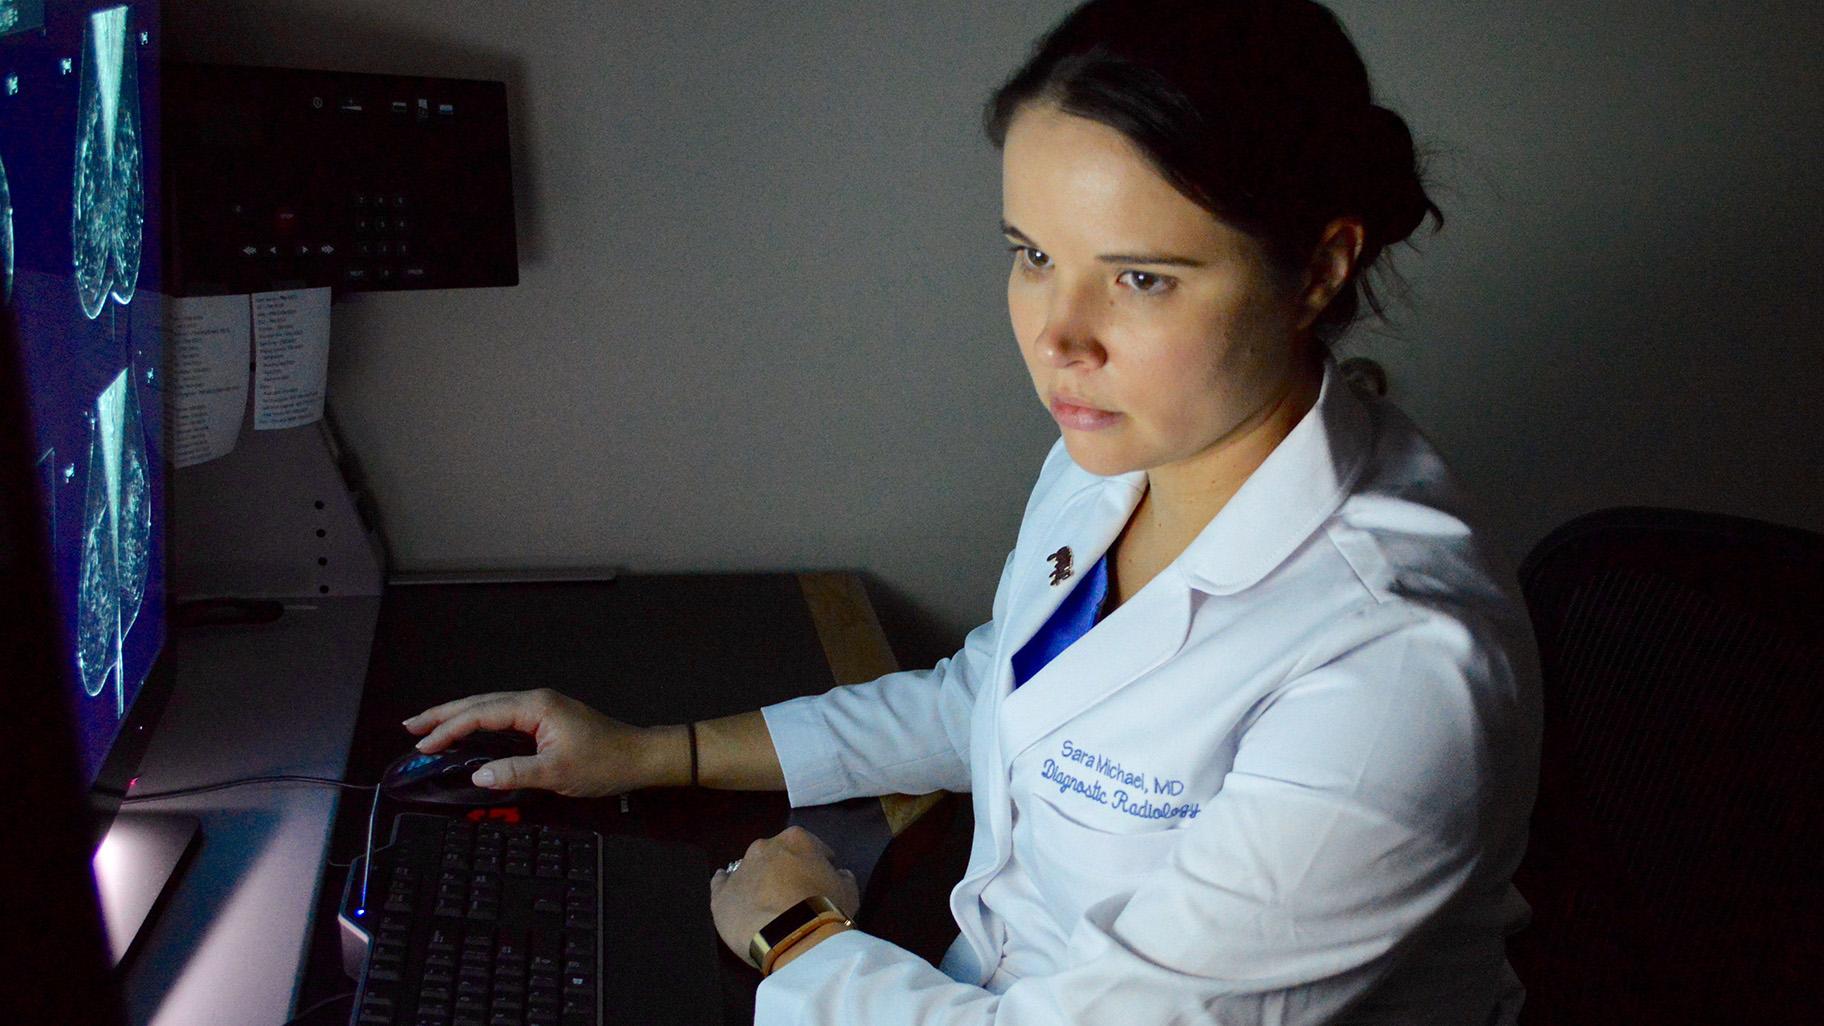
[1294,217,1366,333]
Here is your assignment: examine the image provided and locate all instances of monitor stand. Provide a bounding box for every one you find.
[92,811,201,967]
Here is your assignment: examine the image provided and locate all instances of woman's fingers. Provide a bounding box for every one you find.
[775,825,836,861]
[413,692,549,753]
[472,754,543,790]
[401,691,514,735]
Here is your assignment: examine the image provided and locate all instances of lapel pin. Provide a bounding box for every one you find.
[1047,546,1073,586]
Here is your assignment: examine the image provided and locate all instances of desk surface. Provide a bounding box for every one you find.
[284,572,964,1026]
[119,595,380,1026]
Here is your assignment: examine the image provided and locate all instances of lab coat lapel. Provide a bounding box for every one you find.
[993,471,1192,767]
[997,564,1193,767]
[997,473,1146,679]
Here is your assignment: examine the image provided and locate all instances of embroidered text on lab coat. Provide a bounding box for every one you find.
[1039,738,1202,821]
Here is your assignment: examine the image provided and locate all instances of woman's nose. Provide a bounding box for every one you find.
[1033,289,1106,368]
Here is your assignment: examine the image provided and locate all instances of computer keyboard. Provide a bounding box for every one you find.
[339,812,604,1026]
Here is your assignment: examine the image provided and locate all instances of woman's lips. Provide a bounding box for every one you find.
[1049,396,1121,431]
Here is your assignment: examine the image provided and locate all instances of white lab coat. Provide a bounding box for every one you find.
[758,355,1542,1025]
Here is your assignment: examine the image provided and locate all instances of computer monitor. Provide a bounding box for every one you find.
[0,0,186,970]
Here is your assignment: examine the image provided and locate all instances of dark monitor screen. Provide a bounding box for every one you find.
[1,0,166,792]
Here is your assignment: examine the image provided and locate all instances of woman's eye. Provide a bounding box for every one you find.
[1009,245,1049,272]
[1119,270,1174,296]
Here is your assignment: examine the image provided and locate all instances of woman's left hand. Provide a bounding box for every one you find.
[710,825,861,966]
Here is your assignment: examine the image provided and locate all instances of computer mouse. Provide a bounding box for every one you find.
[380,729,538,805]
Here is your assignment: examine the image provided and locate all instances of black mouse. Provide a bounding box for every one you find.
[381,729,538,805]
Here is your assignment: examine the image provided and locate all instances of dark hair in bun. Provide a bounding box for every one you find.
[984,0,1445,354]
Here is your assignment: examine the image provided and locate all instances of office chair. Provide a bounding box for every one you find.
[1507,506,1824,1025]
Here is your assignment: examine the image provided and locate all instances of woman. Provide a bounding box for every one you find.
[406,1,1542,1021]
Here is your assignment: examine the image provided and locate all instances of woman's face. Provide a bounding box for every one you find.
[1001,104,1316,480]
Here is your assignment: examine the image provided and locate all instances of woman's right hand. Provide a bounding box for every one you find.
[402,688,677,798]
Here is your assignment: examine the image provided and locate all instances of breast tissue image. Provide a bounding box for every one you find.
[68,4,151,719]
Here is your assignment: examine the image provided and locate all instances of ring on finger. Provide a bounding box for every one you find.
[724,859,742,874]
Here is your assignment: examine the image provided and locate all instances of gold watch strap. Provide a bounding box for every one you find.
[748,895,853,973]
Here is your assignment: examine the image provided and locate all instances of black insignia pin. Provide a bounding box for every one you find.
[1046,546,1074,586]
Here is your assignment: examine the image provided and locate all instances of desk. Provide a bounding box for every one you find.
[286,572,969,1026]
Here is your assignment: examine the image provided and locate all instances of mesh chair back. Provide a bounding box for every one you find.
[1510,506,1824,1024]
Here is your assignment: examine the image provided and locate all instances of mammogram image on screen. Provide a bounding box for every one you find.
[77,364,151,716]
[71,3,141,321]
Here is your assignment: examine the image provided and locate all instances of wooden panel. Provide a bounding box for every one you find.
[797,572,949,837]
[797,571,900,684]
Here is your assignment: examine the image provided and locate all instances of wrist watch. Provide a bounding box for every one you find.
[748,895,853,974]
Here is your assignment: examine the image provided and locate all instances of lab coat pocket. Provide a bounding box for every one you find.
[1018,790,1184,932]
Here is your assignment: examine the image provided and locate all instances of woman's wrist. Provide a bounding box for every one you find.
[765,920,855,974]
[636,724,693,788]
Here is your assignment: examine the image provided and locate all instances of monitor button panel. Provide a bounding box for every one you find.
[167,62,517,296]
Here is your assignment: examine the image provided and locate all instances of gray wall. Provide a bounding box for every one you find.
[165,1,1824,670]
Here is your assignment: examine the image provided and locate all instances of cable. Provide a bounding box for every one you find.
[120,774,378,804]
[280,989,355,1025]
[119,775,393,886]
[356,775,383,914]
[119,774,385,866]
